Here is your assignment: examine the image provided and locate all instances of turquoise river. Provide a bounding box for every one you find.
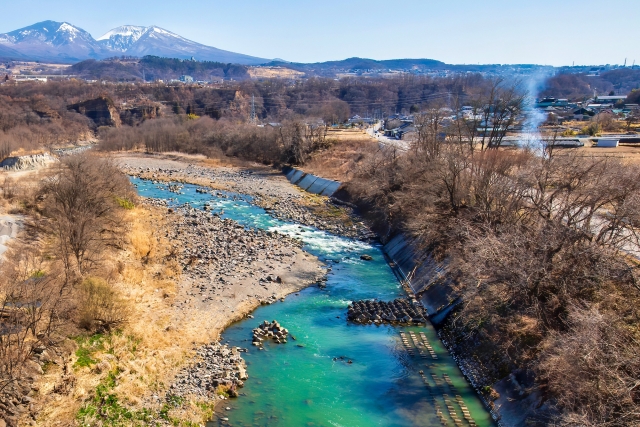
[132,177,494,427]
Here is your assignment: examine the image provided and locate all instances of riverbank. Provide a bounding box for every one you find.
[116,153,373,240]
[26,157,327,425]
[129,161,495,427]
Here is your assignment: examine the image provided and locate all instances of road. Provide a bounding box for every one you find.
[365,123,410,152]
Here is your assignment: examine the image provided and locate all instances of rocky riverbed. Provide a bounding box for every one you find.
[120,157,374,240]
[167,342,249,400]
[127,182,327,420]
[144,198,320,309]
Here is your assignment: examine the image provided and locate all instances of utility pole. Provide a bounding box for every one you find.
[250,95,257,125]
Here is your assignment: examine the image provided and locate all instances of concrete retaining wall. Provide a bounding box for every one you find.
[383,233,457,324]
[283,167,341,197]
[281,165,456,322]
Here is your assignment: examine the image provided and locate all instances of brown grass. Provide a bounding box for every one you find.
[247,67,305,79]
[303,137,380,182]
[553,145,640,165]
[32,205,217,424]
[326,128,374,142]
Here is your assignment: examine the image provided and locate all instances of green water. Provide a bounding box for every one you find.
[132,178,494,427]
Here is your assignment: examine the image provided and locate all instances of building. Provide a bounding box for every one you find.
[573,108,595,120]
[597,138,619,147]
[179,75,194,83]
[587,103,613,111]
[535,97,569,108]
[384,121,415,139]
[593,95,626,104]
[13,75,47,83]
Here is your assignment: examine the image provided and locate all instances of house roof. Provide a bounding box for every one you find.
[595,95,626,101]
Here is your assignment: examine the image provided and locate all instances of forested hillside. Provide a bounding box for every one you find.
[0,74,485,160]
[69,56,250,81]
[541,68,640,99]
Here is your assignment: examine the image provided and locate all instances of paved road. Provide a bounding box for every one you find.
[365,124,410,152]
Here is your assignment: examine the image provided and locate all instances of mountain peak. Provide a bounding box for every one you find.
[97,25,148,51]
[97,25,147,41]
[5,20,92,45]
[0,20,269,65]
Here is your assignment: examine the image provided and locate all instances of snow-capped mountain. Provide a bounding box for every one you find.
[96,25,147,51]
[0,21,268,65]
[101,25,268,64]
[0,21,107,61]
[0,21,95,45]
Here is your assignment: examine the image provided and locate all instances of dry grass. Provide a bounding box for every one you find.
[31,205,220,425]
[552,145,640,165]
[303,137,380,182]
[326,128,374,142]
[247,67,304,79]
[31,196,295,425]
[0,168,54,221]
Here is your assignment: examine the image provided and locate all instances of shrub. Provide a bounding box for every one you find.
[116,197,135,210]
[77,277,129,332]
[581,122,601,136]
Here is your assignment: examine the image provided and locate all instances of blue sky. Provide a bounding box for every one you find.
[1,0,638,66]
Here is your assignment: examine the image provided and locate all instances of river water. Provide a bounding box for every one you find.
[132,177,494,427]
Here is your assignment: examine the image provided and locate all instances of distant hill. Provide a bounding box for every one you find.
[265,57,447,76]
[0,20,269,65]
[69,56,250,81]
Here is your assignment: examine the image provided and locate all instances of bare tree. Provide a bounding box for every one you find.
[449,79,526,152]
[41,154,134,276]
[0,246,70,395]
[412,106,446,160]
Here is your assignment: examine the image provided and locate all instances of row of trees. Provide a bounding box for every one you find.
[348,81,640,426]
[98,115,329,166]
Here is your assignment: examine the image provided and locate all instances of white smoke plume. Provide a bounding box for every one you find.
[520,71,554,152]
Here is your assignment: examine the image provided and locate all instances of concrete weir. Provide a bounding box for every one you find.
[283,166,341,197]
[280,167,459,323]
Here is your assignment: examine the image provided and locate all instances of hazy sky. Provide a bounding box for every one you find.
[0,0,638,66]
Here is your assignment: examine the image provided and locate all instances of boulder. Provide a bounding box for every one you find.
[67,96,121,127]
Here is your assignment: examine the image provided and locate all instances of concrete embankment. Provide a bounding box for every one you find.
[383,234,458,324]
[283,166,341,197]
[282,167,459,322]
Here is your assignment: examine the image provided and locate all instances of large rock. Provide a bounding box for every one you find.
[0,154,57,171]
[119,104,161,126]
[68,96,121,127]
